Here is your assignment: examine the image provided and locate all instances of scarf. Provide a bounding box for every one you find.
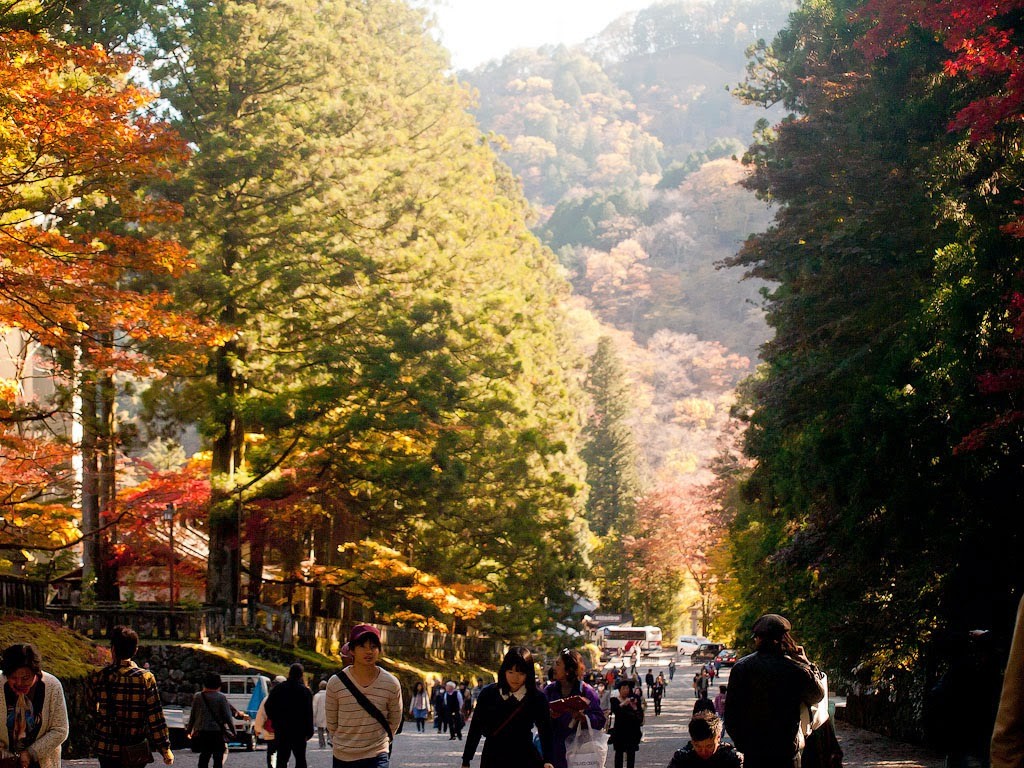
[7,675,39,748]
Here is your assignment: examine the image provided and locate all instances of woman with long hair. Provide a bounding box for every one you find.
[543,649,605,768]
[461,647,553,768]
[409,681,429,733]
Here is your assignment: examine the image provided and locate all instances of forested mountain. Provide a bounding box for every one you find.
[458,0,794,629]
[461,0,791,360]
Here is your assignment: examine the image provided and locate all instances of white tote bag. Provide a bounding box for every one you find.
[566,717,609,768]
[799,668,830,746]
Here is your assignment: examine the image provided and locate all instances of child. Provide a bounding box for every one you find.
[666,714,741,767]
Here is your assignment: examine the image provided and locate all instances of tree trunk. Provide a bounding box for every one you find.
[96,366,119,601]
[80,364,101,598]
[208,340,241,610]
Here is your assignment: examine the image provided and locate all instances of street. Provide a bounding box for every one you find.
[65,658,944,768]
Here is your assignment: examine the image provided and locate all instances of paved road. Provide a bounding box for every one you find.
[66,658,944,768]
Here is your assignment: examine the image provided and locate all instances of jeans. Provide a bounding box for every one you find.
[332,754,389,768]
[614,749,636,768]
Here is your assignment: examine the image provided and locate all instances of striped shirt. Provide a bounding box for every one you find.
[325,666,402,761]
[86,660,171,758]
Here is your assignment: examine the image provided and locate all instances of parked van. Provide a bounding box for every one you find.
[677,635,711,656]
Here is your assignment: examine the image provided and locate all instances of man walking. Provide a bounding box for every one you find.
[86,625,174,768]
[724,614,824,768]
[326,624,403,766]
[264,663,314,768]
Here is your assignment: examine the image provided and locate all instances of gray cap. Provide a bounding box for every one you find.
[752,613,792,638]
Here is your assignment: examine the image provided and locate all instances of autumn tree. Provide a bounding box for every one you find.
[0,29,214,589]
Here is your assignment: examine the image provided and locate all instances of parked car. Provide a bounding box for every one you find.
[715,648,738,667]
[691,642,725,663]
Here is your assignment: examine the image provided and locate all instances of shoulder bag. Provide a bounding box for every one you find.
[337,671,397,753]
[199,692,235,742]
[491,698,527,737]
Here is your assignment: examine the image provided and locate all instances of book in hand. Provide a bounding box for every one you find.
[549,695,589,717]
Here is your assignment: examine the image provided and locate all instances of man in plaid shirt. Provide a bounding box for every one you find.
[86,625,174,767]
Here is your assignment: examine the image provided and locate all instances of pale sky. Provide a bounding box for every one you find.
[426,0,648,70]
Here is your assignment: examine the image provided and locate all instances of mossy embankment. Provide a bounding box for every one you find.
[1,612,495,756]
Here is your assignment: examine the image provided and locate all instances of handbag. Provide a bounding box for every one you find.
[565,717,609,768]
[121,740,155,768]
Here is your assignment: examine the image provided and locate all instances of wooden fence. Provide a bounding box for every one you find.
[43,604,226,641]
[0,575,47,611]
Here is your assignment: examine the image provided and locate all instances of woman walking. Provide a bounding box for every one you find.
[409,681,429,733]
[187,672,235,768]
[461,647,553,768]
[543,649,605,768]
[610,681,643,768]
[0,643,69,768]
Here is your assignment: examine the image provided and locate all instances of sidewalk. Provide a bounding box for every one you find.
[834,718,944,768]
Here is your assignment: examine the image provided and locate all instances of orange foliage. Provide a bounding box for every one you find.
[314,540,497,621]
[0,31,224,373]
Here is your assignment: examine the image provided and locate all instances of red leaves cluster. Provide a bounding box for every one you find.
[856,0,1024,141]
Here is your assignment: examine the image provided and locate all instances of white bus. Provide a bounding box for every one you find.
[599,625,663,656]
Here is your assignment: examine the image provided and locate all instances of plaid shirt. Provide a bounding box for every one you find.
[86,660,171,758]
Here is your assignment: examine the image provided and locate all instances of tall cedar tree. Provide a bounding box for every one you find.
[582,336,641,614]
[730,0,1024,724]
[147,0,586,634]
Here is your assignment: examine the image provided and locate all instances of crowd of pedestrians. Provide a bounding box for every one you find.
[8,603,1024,768]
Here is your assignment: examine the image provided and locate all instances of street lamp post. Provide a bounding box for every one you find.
[163,503,176,637]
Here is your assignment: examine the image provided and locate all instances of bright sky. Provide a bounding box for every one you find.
[428,0,648,70]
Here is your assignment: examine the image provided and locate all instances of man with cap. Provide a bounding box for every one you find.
[724,614,824,768]
[326,624,403,767]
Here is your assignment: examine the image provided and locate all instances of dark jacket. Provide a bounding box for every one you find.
[461,684,552,768]
[724,649,824,768]
[187,690,234,736]
[264,679,314,741]
[667,743,742,768]
[610,694,644,752]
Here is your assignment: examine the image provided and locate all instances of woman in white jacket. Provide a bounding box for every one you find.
[0,643,69,768]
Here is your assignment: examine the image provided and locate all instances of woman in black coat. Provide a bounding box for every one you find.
[610,681,644,768]
[461,647,554,768]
